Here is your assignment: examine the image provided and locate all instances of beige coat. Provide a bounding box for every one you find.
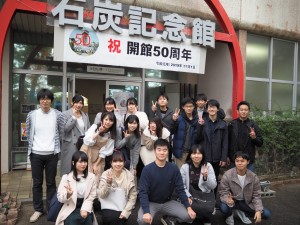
[97,168,137,219]
[219,168,264,212]
[56,172,98,225]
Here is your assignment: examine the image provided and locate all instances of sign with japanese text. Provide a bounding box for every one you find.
[48,0,215,73]
[54,23,207,73]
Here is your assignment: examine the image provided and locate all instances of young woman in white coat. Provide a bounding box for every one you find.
[56,151,97,225]
[180,144,217,225]
[80,111,117,184]
[98,151,137,225]
[61,95,90,176]
[140,117,170,165]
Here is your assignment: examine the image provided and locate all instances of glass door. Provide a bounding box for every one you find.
[106,81,141,116]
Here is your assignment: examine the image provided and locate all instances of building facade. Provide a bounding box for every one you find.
[0,0,299,173]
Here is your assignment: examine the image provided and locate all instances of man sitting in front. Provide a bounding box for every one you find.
[219,151,270,225]
[137,139,196,225]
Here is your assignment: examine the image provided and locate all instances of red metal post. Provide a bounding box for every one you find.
[205,0,245,119]
[0,0,47,190]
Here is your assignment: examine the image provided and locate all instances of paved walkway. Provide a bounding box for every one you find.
[1,170,61,202]
[2,170,300,225]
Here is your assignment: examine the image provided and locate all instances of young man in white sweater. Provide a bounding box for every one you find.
[26,89,64,223]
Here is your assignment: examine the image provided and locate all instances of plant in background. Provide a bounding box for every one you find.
[251,110,300,176]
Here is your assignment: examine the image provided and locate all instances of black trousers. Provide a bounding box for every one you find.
[30,153,58,212]
[102,209,127,225]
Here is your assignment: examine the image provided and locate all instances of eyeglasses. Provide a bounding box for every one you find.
[40,98,51,102]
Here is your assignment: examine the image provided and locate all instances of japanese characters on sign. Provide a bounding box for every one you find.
[49,0,214,73]
[49,0,215,47]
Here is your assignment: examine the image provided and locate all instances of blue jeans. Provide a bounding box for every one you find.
[220,200,271,220]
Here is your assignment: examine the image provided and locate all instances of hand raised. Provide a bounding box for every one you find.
[172,108,180,121]
[201,164,208,177]
[151,100,157,112]
[123,130,131,138]
[106,171,112,184]
[64,182,73,197]
[249,127,256,139]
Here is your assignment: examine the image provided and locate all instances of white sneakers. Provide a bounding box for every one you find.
[226,210,252,225]
[225,214,234,225]
[235,210,252,224]
[29,211,43,223]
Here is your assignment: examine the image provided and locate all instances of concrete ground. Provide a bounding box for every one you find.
[15,180,300,225]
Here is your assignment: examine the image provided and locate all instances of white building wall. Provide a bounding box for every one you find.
[197,42,233,118]
[118,0,300,39]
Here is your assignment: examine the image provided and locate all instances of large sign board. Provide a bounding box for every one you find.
[48,0,216,74]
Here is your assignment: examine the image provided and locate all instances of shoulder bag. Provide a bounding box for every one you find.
[47,191,63,222]
[189,165,216,217]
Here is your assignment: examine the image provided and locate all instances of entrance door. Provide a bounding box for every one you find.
[67,74,75,109]
[106,81,141,116]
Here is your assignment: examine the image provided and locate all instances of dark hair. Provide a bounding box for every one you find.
[206,99,220,109]
[111,150,125,163]
[98,111,117,140]
[234,151,250,161]
[37,88,54,102]
[103,97,116,111]
[126,97,138,106]
[181,97,195,107]
[125,115,140,138]
[154,138,170,151]
[156,93,169,101]
[195,93,207,102]
[71,151,88,181]
[186,145,207,166]
[149,117,163,138]
[72,95,84,105]
[237,101,251,111]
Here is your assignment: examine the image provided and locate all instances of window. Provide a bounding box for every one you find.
[246,34,299,111]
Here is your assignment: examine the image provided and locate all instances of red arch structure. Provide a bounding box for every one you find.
[0,0,244,177]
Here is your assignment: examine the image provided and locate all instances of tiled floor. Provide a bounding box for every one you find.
[1,169,61,202]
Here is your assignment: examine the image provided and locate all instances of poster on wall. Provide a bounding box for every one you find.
[21,104,36,114]
[112,91,134,116]
[21,123,27,141]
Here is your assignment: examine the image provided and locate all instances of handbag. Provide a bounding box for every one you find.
[99,187,127,211]
[76,135,85,150]
[47,191,63,222]
[189,185,215,216]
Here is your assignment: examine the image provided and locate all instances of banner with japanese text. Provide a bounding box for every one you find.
[54,22,207,73]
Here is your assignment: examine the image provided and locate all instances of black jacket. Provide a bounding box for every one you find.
[195,117,228,163]
[228,118,263,163]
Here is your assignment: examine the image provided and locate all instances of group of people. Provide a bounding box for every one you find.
[26,88,270,225]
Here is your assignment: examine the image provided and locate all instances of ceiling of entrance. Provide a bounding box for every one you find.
[0,0,53,46]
